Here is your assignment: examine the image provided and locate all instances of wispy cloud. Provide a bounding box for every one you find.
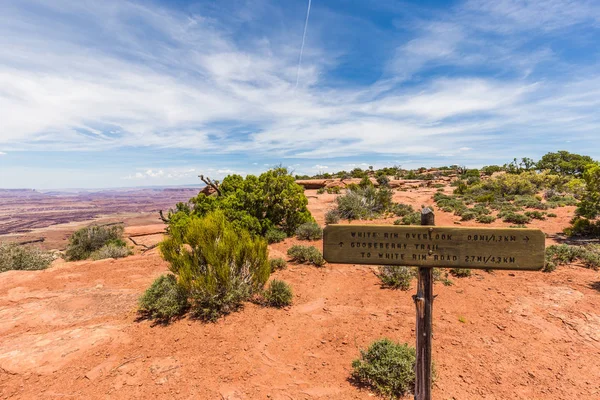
[1,0,600,188]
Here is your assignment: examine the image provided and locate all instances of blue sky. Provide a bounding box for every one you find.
[1,0,599,189]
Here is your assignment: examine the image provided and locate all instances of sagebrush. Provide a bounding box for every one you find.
[66,224,128,261]
[138,274,189,321]
[287,245,325,267]
[0,243,55,273]
[351,339,417,398]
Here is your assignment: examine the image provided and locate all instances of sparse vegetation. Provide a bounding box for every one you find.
[399,212,421,225]
[287,245,325,267]
[263,279,293,308]
[476,215,496,224]
[90,243,132,260]
[325,209,340,225]
[160,210,270,321]
[334,184,393,220]
[376,266,414,290]
[138,274,189,322]
[501,212,531,225]
[295,222,323,240]
[65,224,129,261]
[0,243,55,273]
[450,268,472,277]
[544,244,600,272]
[270,257,287,271]
[351,339,417,398]
[265,228,287,244]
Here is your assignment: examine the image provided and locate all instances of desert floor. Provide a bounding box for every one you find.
[1,187,599,399]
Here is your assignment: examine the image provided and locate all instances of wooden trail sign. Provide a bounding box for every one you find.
[322,209,545,400]
[323,225,545,270]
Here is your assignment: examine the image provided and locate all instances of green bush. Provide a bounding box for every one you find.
[450,268,472,277]
[325,209,340,225]
[263,279,293,308]
[460,211,477,221]
[159,210,270,321]
[376,266,414,290]
[327,186,342,194]
[65,224,128,261]
[392,203,415,217]
[351,339,417,398]
[335,186,393,220]
[270,257,287,271]
[138,274,189,322]
[90,243,132,260]
[537,151,594,176]
[265,228,287,244]
[544,244,600,272]
[502,212,531,224]
[295,222,323,240]
[476,215,496,224]
[316,187,326,194]
[287,245,325,267]
[568,163,600,237]
[181,168,313,236]
[0,243,55,273]
[400,212,421,225]
[547,213,557,218]
[524,211,546,220]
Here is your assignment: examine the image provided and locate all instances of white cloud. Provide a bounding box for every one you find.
[314,165,328,169]
[0,0,598,167]
[0,151,6,155]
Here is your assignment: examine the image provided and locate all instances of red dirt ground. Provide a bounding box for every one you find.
[1,188,599,399]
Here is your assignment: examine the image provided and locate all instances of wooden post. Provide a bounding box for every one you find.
[414,208,434,400]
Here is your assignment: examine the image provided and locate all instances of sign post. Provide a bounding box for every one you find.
[322,209,545,400]
[414,208,435,400]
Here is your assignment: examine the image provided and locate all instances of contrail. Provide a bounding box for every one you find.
[295,0,312,90]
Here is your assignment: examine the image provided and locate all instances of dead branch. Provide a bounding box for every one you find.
[128,237,160,254]
[199,174,222,196]
[158,210,169,223]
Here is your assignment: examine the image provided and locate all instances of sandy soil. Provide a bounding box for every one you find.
[1,187,599,399]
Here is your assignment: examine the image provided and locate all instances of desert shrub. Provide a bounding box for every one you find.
[138,274,189,322]
[263,279,293,308]
[565,217,600,236]
[270,257,287,271]
[450,268,472,277]
[514,196,549,210]
[502,212,531,224]
[460,211,477,221]
[335,186,393,220]
[400,212,421,225]
[482,165,503,176]
[316,187,326,194]
[0,243,55,273]
[326,186,341,194]
[325,209,340,225]
[265,228,287,244]
[393,203,415,217]
[287,245,325,267]
[547,213,557,218]
[565,163,600,236]
[376,174,390,187]
[351,339,417,398]
[295,222,323,240]
[524,211,546,220]
[547,195,578,207]
[65,224,127,261]
[376,266,414,290]
[180,168,313,236]
[160,210,270,321]
[90,243,132,260]
[544,244,600,272]
[476,215,496,224]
